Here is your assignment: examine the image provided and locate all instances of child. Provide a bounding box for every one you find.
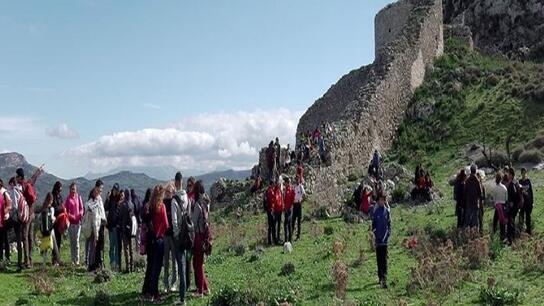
[40,193,56,266]
[372,193,391,289]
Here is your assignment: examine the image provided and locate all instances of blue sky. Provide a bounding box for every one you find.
[0,0,394,179]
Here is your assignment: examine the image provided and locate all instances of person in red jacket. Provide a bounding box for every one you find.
[283,177,295,243]
[272,181,283,245]
[359,185,373,215]
[266,182,276,246]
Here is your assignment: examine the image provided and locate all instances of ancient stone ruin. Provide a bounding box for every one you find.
[294,0,445,213]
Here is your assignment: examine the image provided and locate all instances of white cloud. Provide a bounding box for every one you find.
[143,103,161,110]
[45,123,79,139]
[65,108,302,173]
[0,117,38,135]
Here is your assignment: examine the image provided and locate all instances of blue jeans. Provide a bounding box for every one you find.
[150,238,165,297]
[108,228,121,270]
[174,243,187,302]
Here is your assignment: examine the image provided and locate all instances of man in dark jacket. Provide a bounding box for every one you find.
[372,193,391,289]
[506,168,520,243]
[464,165,482,229]
[519,168,534,235]
[454,170,467,228]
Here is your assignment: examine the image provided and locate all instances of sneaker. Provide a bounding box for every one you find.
[170,286,177,292]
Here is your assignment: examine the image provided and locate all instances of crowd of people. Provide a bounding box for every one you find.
[453,164,534,243]
[0,168,213,305]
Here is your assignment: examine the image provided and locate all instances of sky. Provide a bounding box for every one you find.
[0,0,394,179]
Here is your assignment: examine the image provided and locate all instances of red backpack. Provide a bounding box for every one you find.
[23,182,37,207]
[16,189,29,223]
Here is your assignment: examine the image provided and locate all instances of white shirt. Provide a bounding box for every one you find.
[494,183,508,204]
[294,184,305,203]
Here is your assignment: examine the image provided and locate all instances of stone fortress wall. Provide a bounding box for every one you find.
[294,0,444,212]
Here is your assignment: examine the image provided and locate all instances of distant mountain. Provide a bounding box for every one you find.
[84,165,179,181]
[0,152,163,206]
[0,152,251,206]
[196,169,251,186]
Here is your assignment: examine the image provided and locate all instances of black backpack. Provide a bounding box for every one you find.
[40,209,54,236]
[174,195,194,251]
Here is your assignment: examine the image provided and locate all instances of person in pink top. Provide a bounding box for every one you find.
[64,182,84,266]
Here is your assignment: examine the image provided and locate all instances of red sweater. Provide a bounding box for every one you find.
[284,185,295,211]
[152,203,169,239]
[266,187,275,212]
[273,186,283,213]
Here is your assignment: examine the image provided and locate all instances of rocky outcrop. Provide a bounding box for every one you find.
[295,0,444,214]
[443,0,544,60]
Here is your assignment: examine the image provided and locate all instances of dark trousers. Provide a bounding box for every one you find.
[186,256,192,290]
[455,203,464,229]
[507,206,519,243]
[273,212,282,244]
[284,208,293,243]
[267,211,274,245]
[54,225,62,259]
[0,226,9,261]
[376,245,388,281]
[95,225,105,269]
[464,207,479,229]
[142,237,155,296]
[149,238,164,297]
[7,219,23,269]
[22,213,35,267]
[519,204,533,235]
[292,203,302,239]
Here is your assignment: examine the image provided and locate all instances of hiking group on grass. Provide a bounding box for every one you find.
[0,168,212,305]
[453,164,534,244]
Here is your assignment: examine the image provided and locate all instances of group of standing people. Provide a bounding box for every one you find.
[0,168,213,305]
[264,175,306,246]
[298,122,332,164]
[453,164,534,243]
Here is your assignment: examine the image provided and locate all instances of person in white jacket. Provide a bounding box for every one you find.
[84,185,106,272]
[172,172,190,305]
[492,172,508,241]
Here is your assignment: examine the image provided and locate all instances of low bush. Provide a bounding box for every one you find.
[324,226,335,236]
[211,284,297,306]
[479,284,522,305]
[93,289,111,306]
[232,242,247,257]
[93,269,113,284]
[280,262,296,276]
[464,236,490,269]
[30,273,54,296]
[391,185,409,203]
[332,261,349,301]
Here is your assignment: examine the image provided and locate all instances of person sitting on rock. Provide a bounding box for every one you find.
[359,185,373,216]
[424,172,434,201]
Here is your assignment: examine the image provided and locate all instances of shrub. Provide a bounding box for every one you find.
[249,252,261,263]
[530,133,544,149]
[30,274,54,296]
[352,247,367,268]
[93,269,113,284]
[280,262,296,276]
[347,173,359,182]
[324,226,335,236]
[314,206,331,220]
[332,261,349,301]
[479,284,522,305]
[464,236,490,269]
[391,185,408,203]
[232,242,247,257]
[211,285,297,306]
[518,149,543,164]
[512,147,523,162]
[332,239,345,259]
[93,289,111,306]
[522,239,544,273]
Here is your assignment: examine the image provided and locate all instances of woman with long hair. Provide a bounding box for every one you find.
[120,189,135,272]
[64,182,84,266]
[142,185,168,304]
[51,181,66,263]
[191,180,211,297]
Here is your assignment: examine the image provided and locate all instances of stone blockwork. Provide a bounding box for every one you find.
[295,0,444,213]
[443,0,544,60]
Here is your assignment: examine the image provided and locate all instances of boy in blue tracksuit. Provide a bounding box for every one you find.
[372,193,391,289]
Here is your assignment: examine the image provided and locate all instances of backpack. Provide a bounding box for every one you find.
[22,182,37,207]
[14,189,29,223]
[81,206,95,239]
[515,182,525,209]
[40,209,54,236]
[174,195,194,251]
[199,202,213,256]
